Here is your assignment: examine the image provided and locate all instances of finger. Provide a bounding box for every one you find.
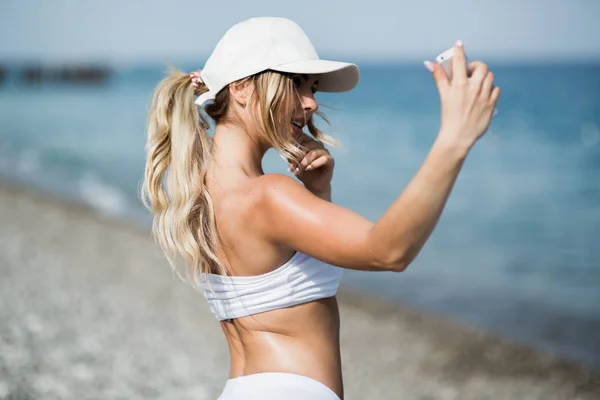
[285,138,312,167]
[470,62,489,90]
[452,41,468,84]
[468,61,487,81]
[424,61,449,92]
[481,71,494,97]
[305,155,332,171]
[291,149,319,174]
[490,85,501,104]
[299,149,327,170]
[467,61,476,77]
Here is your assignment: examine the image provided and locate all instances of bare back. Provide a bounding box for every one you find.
[207,171,344,398]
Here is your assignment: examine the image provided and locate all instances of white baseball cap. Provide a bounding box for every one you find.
[195,17,360,106]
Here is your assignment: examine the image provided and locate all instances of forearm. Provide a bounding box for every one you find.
[369,134,469,269]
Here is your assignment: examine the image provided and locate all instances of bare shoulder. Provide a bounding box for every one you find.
[253,173,325,224]
[248,173,387,271]
[238,173,303,218]
[255,173,306,201]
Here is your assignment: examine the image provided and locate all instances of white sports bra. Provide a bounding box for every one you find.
[199,251,344,320]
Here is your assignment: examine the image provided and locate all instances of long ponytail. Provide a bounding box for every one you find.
[140,68,227,286]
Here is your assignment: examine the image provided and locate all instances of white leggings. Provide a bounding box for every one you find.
[217,372,341,400]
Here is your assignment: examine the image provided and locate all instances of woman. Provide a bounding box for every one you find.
[141,17,499,400]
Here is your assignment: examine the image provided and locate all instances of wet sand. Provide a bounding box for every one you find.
[1,182,599,399]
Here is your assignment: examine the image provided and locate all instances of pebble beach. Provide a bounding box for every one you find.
[1,182,599,400]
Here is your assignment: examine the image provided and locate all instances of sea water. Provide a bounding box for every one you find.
[1,62,598,367]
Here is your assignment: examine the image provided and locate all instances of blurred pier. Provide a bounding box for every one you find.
[21,65,111,85]
[0,63,112,86]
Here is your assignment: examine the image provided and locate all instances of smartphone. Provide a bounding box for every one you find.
[436,47,462,80]
[435,47,498,117]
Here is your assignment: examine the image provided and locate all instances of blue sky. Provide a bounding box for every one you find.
[1,0,598,64]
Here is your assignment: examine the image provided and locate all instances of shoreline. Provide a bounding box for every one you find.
[1,181,599,399]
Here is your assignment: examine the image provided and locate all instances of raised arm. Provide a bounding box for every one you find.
[257,42,500,272]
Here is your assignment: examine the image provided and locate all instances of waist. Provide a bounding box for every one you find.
[223,297,342,394]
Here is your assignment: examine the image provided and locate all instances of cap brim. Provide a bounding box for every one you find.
[271,59,359,93]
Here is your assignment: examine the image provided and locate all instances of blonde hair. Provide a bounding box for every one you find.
[140,67,335,285]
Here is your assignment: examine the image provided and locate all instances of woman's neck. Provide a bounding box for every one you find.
[211,123,267,178]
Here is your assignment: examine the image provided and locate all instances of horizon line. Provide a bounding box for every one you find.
[1,52,600,67]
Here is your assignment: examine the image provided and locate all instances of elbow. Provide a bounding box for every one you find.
[366,231,417,272]
[388,258,411,273]
[372,249,413,272]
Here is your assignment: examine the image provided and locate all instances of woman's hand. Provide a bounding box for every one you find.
[288,133,334,198]
[425,41,500,152]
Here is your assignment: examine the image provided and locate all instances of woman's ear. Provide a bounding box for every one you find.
[229,79,254,107]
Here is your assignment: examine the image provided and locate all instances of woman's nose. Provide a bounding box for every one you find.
[302,93,318,113]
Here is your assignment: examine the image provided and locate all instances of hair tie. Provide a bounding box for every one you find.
[189,69,203,88]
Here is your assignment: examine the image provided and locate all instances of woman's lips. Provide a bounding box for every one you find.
[292,121,304,136]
